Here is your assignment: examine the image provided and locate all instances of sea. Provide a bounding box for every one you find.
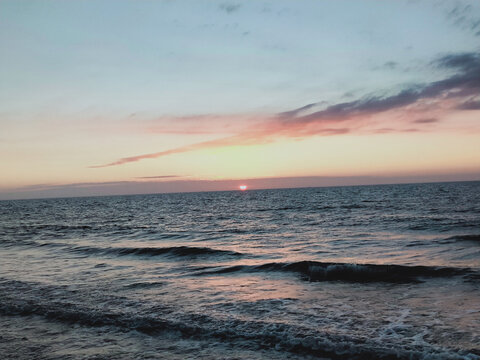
[1,181,479,360]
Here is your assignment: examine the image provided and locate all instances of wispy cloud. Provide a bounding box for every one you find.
[280,52,480,125]
[434,52,480,71]
[135,175,188,179]
[445,2,480,36]
[219,2,241,14]
[412,118,439,124]
[92,51,480,168]
[457,99,480,110]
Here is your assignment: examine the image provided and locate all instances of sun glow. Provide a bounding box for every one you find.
[239,185,247,191]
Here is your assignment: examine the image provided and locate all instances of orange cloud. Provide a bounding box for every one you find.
[91,52,480,168]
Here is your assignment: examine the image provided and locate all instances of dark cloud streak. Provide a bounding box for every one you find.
[135,175,187,179]
[445,2,480,36]
[219,3,241,14]
[457,99,480,110]
[412,118,439,124]
[279,52,480,125]
[433,52,480,71]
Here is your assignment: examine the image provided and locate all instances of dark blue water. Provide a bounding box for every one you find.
[1,182,479,359]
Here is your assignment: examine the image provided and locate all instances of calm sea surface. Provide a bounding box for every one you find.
[1,182,479,359]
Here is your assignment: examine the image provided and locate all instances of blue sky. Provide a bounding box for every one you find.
[2,0,478,114]
[1,0,480,199]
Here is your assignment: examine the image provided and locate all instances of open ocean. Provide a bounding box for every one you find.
[1,181,479,360]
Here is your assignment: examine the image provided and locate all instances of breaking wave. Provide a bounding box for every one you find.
[1,278,477,360]
[194,260,476,283]
[445,234,480,243]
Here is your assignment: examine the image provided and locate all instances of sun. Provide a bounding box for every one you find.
[239,185,247,191]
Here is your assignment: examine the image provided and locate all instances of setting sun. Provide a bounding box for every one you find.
[239,185,247,191]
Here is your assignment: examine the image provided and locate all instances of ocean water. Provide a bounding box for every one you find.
[1,181,479,360]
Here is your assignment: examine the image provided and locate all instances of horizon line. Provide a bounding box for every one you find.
[1,177,479,202]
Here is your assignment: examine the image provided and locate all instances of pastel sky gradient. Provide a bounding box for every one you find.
[1,0,480,199]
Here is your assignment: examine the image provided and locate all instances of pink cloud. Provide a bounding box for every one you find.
[91,52,480,168]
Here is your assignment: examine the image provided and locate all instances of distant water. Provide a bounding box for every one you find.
[1,182,479,359]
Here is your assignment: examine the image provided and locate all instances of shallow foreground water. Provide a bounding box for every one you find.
[1,182,479,359]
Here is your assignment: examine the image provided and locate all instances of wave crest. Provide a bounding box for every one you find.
[196,260,474,283]
[77,245,244,258]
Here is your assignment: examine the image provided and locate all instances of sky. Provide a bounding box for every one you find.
[1,0,480,199]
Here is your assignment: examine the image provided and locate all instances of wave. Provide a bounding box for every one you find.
[71,244,244,258]
[0,278,476,360]
[1,223,196,242]
[194,260,476,283]
[123,281,167,289]
[0,237,245,259]
[445,234,480,243]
